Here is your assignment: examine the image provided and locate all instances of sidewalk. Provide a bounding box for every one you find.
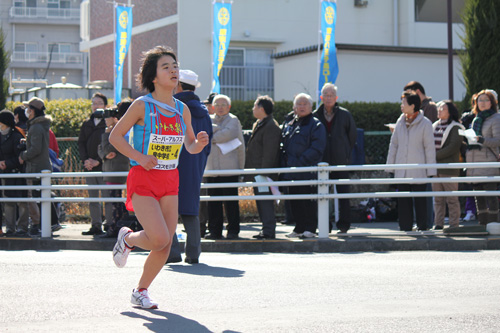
[2,220,500,252]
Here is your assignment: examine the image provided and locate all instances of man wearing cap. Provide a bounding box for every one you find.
[19,97,53,236]
[166,69,213,264]
[78,92,111,236]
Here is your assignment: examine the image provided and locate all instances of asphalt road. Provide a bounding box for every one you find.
[1,250,500,333]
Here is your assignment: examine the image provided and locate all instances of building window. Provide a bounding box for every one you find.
[415,0,465,23]
[219,47,274,101]
[14,42,37,61]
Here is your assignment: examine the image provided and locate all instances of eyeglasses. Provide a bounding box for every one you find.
[477,98,491,103]
[213,103,229,107]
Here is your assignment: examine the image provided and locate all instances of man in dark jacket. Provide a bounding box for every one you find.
[167,69,213,264]
[245,95,281,239]
[313,83,357,233]
[281,93,326,238]
[78,92,110,236]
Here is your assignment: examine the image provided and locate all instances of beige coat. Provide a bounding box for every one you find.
[466,112,500,177]
[206,112,245,173]
[386,111,437,179]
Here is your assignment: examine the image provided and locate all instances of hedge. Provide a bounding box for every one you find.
[4,98,470,136]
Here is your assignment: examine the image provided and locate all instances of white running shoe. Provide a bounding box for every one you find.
[131,288,158,309]
[286,231,303,238]
[301,231,317,238]
[113,227,133,268]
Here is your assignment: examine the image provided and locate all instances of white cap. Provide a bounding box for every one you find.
[179,69,201,88]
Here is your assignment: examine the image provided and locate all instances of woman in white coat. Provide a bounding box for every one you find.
[386,91,436,231]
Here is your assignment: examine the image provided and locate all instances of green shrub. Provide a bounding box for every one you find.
[7,99,91,137]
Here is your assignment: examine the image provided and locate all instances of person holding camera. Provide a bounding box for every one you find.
[18,97,54,236]
[78,92,111,236]
[97,100,132,238]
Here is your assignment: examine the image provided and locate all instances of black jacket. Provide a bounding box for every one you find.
[280,113,326,180]
[313,103,357,165]
[78,113,106,171]
[1,128,27,197]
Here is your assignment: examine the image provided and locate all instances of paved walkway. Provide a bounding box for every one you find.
[2,220,500,252]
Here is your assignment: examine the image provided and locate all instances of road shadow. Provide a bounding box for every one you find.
[121,310,214,332]
[164,263,245,278]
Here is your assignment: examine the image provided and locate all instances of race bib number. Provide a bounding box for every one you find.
[147,134,185,170]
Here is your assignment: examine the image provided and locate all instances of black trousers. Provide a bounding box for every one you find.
[207,176,240,236]
[289,185,317,233]
[330,171,351,231]
[397,183,428,231]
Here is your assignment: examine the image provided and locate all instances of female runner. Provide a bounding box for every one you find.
[109,46,209,309]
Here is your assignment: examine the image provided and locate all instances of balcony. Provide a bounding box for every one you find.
[12,51,83,64]
[9,6,80,21]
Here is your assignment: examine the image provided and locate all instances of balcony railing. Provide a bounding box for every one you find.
[9,6,80,20]
[220,65,274,101]
[12,51,83,64]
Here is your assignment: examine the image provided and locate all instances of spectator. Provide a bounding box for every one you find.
[167,69,212,264]
[313,83,357,233]
[198,92,218,237]
[203,93,218,115]
[432,101,464,229]
[280,93,326,238]
[97,100,132,238]
[404,81,438,122]
[205,94,245,240]
[465,90,500,225]
[0,110,28,237]
[19,97,54,236]
[386,91,436,231]
[13,105,28,135]
[460,94,478,221]
[246,95,281,239]
[78,92,112,236]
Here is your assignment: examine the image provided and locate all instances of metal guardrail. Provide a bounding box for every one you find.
[1,161,499,238]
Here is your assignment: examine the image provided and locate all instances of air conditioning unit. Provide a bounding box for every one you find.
[354,0,368,7]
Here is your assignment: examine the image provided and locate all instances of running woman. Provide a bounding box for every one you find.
[109,46,209,309]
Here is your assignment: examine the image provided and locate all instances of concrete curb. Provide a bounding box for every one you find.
[2,235,500,253]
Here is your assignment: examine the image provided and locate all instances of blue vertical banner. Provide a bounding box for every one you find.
[115,5,133,104]
[318,1,338,97]
[212,2,232,94]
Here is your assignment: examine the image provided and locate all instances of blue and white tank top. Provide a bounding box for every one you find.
[130,96,186,170]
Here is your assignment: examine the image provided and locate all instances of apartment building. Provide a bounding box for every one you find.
[1,0,85,91]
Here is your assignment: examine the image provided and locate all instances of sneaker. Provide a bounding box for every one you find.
[301,231,317,238]
[4,230,15,237]
[113,227,134,268]
[286,231,303,238]
[51,224,63,232]
[13,230,29,237]
[131,288,158,309]
[463,211,476,222]
[29,225,41,236]
[82,226,104,236]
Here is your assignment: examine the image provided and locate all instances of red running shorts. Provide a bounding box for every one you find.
[125,165,179,211]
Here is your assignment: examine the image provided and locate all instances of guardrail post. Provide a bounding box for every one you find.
[41,170,52,238]
[317,162,329,238]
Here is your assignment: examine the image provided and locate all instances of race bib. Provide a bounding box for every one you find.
[147,133,185,170]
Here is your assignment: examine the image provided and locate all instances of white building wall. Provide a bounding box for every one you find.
[179,0,466,103]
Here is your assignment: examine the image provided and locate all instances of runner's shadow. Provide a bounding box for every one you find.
[121,310,213,333]
[165,263,245,278]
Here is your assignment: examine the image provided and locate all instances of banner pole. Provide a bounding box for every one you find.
[113,1,117,104]
[316,0,322,106]
[211,1,215,92]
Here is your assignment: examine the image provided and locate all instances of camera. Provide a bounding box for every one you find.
[94,108,119,119]
[17,138,27,151]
